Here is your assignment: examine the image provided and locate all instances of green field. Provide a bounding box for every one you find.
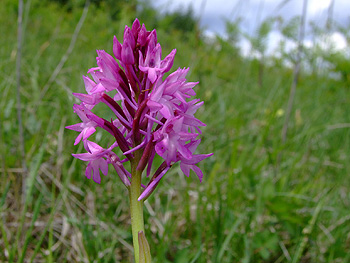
[1,0,350,262]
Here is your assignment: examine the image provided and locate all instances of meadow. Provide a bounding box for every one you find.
[1,0,350,262]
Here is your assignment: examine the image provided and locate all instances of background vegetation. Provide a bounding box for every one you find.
[1,0,350,262]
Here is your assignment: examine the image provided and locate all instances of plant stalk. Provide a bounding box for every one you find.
[129,159,145,263]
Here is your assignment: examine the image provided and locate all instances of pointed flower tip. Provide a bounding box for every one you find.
[113,35,120,45]
[132,18,141,33]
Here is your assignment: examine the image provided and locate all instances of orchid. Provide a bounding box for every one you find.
[67,18,212,263]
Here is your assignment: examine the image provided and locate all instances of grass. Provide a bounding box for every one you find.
[1,0,350,262]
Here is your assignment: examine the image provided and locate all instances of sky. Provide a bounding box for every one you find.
[153,0,349,55]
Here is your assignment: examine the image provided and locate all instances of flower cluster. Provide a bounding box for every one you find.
[67,19,212,200]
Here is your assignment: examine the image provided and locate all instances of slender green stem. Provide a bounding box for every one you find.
[129,159,145,263]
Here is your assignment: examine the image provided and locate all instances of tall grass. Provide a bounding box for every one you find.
[1,0,349,262]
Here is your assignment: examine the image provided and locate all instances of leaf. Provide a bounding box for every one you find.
[139,231,152,263]
[218,216,244,261]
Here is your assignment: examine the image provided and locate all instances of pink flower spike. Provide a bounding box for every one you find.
[66,19,212,194]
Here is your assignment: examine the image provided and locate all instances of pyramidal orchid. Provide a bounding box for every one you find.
[66,18,212,263]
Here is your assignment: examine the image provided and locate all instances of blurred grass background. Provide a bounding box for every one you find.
[1,0,350,262]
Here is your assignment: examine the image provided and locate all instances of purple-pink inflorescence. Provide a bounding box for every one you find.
[66,19,213,200]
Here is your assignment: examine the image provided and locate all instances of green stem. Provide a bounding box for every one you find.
[129,160,144,263]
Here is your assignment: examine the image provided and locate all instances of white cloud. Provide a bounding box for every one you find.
[308,0,331,16]
[240,29,347,58]
[239,38,251,57]
[330,32,347,50]
[315,31,348,51]
[153,0,350,56]
[154,0,350,30]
